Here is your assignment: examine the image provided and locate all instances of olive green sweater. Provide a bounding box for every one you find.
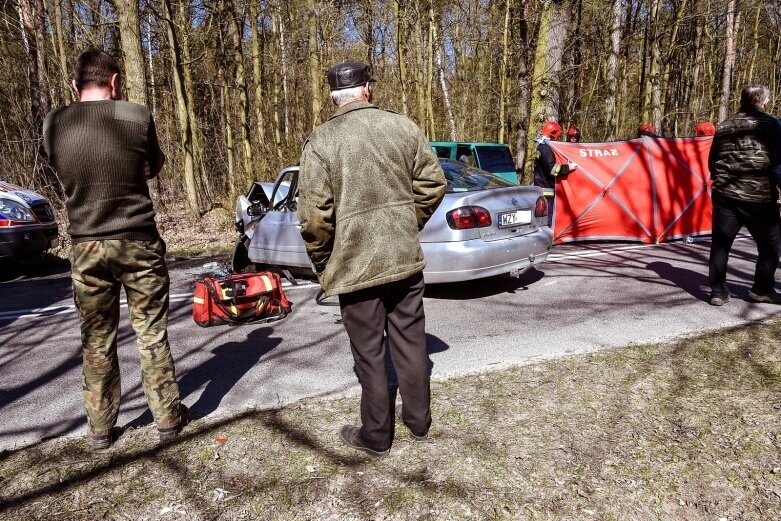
[43,99,165,243]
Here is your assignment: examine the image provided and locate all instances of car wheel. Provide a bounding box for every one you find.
[231,236,252,273]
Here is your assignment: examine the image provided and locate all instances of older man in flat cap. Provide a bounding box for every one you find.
[297,61,446,456]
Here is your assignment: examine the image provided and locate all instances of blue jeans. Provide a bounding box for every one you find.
[708,193,781,298]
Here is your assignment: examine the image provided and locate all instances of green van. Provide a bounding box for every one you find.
[430,142,518,184]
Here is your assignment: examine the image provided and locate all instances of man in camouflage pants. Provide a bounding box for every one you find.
[707,84,781,306]
[43,50,186,449]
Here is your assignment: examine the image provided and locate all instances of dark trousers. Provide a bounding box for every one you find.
[338,273,430,450]
[708,193,781,298]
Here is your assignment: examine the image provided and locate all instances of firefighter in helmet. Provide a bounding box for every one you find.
[637,123,657,138]
[533,121,577,227]
[566,125,581,143]
[694,121,716,137]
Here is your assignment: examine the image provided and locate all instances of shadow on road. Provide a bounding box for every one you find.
[424,268,545,300]
[645,260,710,302]
[126,327,282,428]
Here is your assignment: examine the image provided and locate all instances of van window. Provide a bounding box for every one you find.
[474,146,515,173]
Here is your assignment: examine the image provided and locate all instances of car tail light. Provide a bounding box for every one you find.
[534,196,548,217]
[446,206,492,230]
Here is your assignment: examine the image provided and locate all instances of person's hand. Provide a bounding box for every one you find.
[568,160,579,172]
[143,161,151,179]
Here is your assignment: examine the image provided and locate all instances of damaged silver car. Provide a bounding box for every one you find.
[233,160,553,284]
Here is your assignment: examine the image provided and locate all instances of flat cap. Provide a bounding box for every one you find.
[327,61,376,91]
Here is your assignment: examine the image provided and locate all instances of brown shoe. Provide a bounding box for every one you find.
[89,427,123,450]
[158,404,190,442]
[395,404,429,441]
[338,425,390,457]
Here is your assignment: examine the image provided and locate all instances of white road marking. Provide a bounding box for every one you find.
[0,280,319,321]
[547,234,750,263]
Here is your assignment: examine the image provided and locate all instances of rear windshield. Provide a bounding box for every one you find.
[440,159,516,193]
[474,145,516,173]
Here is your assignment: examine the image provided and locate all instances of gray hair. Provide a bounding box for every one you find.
[330,83,372,107]
[740,85,770,109]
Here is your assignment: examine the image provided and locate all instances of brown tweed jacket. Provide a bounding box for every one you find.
[298,100,446,296]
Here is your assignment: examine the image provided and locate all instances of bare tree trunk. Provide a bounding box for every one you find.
[54,0,73,103]
[271,8,284,162]
[393,0,409,116]
[249,2,268,176]
[146,9,156,115]
[307,0,322,130]
[229,2,253,181]
[497,0,510,144]
[718,0,738,122]
[276,2,290,142]
[413,0,426,127]
[221,66,236,197]
[515,2,531,179]
[177,0,211,201]
[19,0,50,126]
[433,16,455,140]
[689,0,706,125]
[641,0,661,128]
[526,0,566,177]
[161,0,200,215]
[114,0,148,105]
[605,0,622,140]
[425,1,435,138]
[747,4,761,84]
[660,0,687,133]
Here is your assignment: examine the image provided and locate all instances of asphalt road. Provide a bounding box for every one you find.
[1,236,779,451]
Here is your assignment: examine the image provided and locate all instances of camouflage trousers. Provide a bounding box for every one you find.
[71,239,182,436]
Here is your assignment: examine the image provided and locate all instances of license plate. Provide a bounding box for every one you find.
[498,210,531,228]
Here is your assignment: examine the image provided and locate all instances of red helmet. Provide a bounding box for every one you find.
[541,121,562,140]
[566,125,581,141]
[637,123,655,136]
[694,121,716,137]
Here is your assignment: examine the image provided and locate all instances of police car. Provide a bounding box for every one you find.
[0,181,59,261]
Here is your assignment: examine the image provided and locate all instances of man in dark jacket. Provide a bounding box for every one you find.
[298,61,446,456]
[707,84,781,306]
[43,50,186,449]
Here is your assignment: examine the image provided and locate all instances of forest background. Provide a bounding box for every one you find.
[2,0,781,248]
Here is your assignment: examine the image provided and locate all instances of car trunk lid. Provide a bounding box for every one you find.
[465,186,543,242]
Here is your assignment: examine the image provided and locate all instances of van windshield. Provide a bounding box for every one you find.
[440,159,515,193]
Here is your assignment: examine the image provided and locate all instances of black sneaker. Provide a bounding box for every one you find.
[395,404,429,441]
[709,294,730,306]
[158,404,190,442]
[338,425,390,457]
[748,290,781,304]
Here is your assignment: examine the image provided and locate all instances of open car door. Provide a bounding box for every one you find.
[246,167,313,270]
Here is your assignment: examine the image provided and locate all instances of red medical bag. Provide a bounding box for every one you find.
[193,271,291,327]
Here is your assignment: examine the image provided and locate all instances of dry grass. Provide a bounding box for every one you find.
[1,319,780,520]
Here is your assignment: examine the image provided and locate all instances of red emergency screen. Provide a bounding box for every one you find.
[548,136,713,244]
